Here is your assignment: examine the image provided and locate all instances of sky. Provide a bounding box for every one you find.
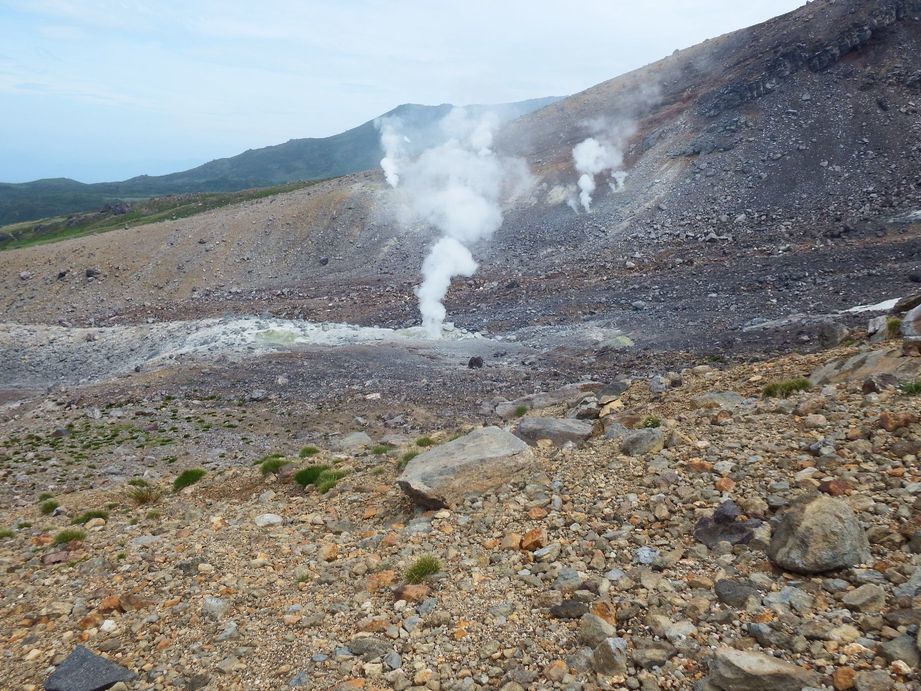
[0,0,807,184]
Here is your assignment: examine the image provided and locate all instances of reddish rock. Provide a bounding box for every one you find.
[879,411,915,432]
[393,584,430,602]
[520,527,548,551]
[819,479,852,496]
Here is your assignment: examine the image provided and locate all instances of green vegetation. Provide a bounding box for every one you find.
[901,380,921,396]
[762,377,812,398]
[127,478,149,487]
[887,316,903,337]
[416,437,435,448]
[514,405,529,418]
[399,450,419,470]
[315,469,348,494]
[259,454,289,475]
[70,510,108,525]
[371,444,392,455]
[127,484,161,505]
[405,555,442,584]
[294,465,331,487]
[38,492,54,501]
[52,529,86,545]
[173,468,206,492]
[0,181,316,250]
[39,499,59,515]
[0,528,14,539]
[299,446,320,458]
[641,416,661,429]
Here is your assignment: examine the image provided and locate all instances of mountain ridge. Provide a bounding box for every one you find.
[0,96,560,225]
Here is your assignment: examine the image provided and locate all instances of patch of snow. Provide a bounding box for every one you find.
[843,298,900,314]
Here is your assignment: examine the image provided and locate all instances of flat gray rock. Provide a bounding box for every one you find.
[708,647,820,690]
[620,428,665,456]
[396,427,533,508]
[513,416,593,447]
[334,431,373,450]
[45,645,136,691]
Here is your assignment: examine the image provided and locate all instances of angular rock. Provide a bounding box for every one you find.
[842,583,885,612]
[768,495,870,574]
[810,348,921,386]
[396,427,533,508]
[348,636,393,661]
[714,579,759,607]
[334,432,373,450]
[578,613,616,647]
[254,513,283,528]
[620,429,665,456]
[513,417,593,447]
[707,647,820,690]
[45,645,136,691]
[592,637,627,675]
[691,392,745,410]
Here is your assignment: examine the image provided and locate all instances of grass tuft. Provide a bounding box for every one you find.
[39,499,59,515]
[371,444,392,455]
[762,377,811,398]
[70,510,108,525]
[405,555,441,584]
[127,478,149,487]
[416,437,435,448]
[259,455,289,475]
[298,446,320,458]
[641,416,661,429]
[127,484,161,505]
[398,450,419,470]
[901,379,921,396]
[294,464,330,487]
[52,528,86,545]
[0,528,14,539]
[315,469,348,494]
[173,468,206,492]
[887,316,903,338]
[514,405,528,418]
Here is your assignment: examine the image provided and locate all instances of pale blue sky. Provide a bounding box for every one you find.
[0,0,806,183]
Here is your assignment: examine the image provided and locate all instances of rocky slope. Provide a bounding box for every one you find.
[1,335,920,690]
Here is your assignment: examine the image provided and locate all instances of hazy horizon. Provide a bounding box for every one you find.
[0,0,807,184]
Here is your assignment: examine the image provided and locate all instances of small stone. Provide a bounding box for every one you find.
[578,613,616,647]
[842,584,886,612]
[254,513,283,528]
[592,637,628,675]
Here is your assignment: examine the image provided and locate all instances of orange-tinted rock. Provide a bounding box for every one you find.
[393,584,430,602]
[832,667,856,690]
[520,527,547,551]
[819,479,851,496]
[366,570,396,592]
[880,411,915,432]
[714,477,736,492]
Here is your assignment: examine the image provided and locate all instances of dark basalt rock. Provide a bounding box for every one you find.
[693,500,762,547]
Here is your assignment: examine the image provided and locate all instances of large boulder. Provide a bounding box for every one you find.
[902,303,921,342]
[45,645,136,691]
[809,348,921,386]
[495,383,602,419]
[707,648,821,690]
[513,417,593,447]
[768,495,870,574]
[396,427,533,508]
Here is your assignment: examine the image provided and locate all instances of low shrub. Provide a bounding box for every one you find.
[39,499,59,515]
[259,455,289,475]
[173,468,206,492]
[641,416,661,428]
[315,469,348,494]
[71,510,108,525]
[762,378,811,398]
[294,465,330,487]
[53,529,86,545]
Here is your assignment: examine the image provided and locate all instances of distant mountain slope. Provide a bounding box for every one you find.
[0,97,560,225]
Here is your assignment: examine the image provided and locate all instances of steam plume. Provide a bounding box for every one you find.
[377,117,406,188]
[377,109,531,338]
[572,137,625,212]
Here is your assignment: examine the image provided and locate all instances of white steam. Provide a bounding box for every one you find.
[377,117,407,188]
[572,137,625,212]
[376,109,531,338]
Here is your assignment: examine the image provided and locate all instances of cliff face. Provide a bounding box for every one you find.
[699,0,921,117]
